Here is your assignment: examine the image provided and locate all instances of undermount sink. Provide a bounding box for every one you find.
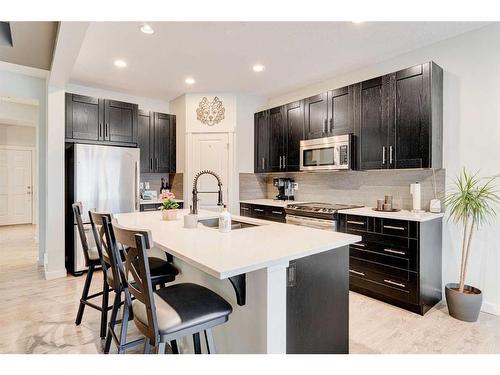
[198,217,258,230]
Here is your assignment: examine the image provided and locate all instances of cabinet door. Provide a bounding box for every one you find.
[390,63,431,168]
[327,85,354,136]
[254,111,270,173]
[304,93,328,139]
[104,100,138,144]
[357,77,389,170]
[65,93,103,141]
[154,112,174,173]
[138,110,153,173]
[284,100,304,171]
[269,106,286,171]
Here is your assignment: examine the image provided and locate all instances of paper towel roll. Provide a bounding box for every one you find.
[410,182,422,212]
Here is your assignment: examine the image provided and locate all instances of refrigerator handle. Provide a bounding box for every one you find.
[135,161,139,211]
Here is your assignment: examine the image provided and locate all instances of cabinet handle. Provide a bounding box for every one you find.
[288,263,297,287]
[283,155,286,169]
[271,210,283,215]
[99,123,102,138]
[254,208,264,212]
[156,158,159,171]
[349,269,366,276]
[241,207,250,211]
[382,146,386,165]
[323,118,328,133]
[105,123,108,138]
[261,157,265,170]
[354,242,366,247]
[279,156,282,169]
[383,225,405,231]
[150,158,153,171]
[389,146,393,165]
[329,118,333,132]
[347,220,365,225]
[383,279,406,288]
[383,248,406,255]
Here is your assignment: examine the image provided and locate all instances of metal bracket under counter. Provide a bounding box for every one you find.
[228,274,246,306]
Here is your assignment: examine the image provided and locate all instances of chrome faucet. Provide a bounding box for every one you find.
[191,170,223,214]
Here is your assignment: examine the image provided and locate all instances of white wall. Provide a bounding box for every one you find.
[0,124,36,147]
[66,83,170,113]
[267,23,500,315]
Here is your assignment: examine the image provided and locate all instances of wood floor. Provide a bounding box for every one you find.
[1,224,500,354]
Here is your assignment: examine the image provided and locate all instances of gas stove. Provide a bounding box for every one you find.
[285,202,363,221]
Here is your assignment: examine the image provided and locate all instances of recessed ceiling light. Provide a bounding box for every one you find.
[352,21,365,24]
[185,77,195,85]
[114,59,127,68]
[252,64,265,72]
[140,24,155,35]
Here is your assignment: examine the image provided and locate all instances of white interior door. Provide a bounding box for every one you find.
[191,133,229,212]
[0,149,32,225]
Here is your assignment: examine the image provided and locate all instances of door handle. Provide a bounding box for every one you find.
[282,155,286,169]
[279,156,282,169]
[382,146,386,165]
[389,146,393,165]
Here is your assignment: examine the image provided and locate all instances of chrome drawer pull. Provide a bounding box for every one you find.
[383,248,406,255]
[241,207,249,210]
[254,208,264,212]
[271,210,283,214]
[383,279,406,288]
[355,243,366,247]
[383,225,405,231]
[347,220,365,225]
[349,269,366,276]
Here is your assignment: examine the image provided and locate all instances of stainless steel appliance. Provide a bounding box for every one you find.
[285,202,362,231]
[65,144,140,274]
[272,177,295,201]
[299,134,354,171]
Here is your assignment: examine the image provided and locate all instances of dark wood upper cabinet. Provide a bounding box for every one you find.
[65,94,104,141]
[138,110,153,173]
[327,85,354,136]
[269,106,286,171]
[138,111,176,173]
[389,63,442,169]
[356,77,389,170]
[304,93,328,139]
[284,100,305,171]
[104,100,138,144]
[254,110,270,173]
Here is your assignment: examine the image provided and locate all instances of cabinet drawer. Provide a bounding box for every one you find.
[140,203,161,212]
[240,203,253,217]
[346,215,368,232]
[350,247,410,271]
[349,258,418,304]
[381,218,409,237]
[265,206,286,222]
[351,239,417,271]
[251,205,267,219]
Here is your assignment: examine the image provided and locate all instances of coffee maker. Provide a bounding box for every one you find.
[273,177,295,201]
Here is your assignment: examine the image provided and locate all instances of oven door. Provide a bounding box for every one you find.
[286,214,336,231]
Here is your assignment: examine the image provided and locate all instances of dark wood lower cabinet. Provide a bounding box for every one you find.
[338,214,442,315]
[239,203,286,223]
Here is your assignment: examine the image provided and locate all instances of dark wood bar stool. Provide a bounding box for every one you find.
[95,213,180,354]
[110,220,233,354]
[72,202,113,339]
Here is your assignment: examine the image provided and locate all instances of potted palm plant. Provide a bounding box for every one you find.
[159,192,180,221]
[444,169,500,322]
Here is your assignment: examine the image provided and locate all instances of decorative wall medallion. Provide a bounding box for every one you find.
[196,96,225,126]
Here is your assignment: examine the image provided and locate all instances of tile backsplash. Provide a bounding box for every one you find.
[240,169,445,211]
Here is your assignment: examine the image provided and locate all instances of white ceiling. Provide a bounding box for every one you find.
[70,22,489,101]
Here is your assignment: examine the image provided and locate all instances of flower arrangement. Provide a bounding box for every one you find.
[158,192,179,220]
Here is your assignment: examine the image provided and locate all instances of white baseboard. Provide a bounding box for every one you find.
[44,268,67,280]
[482,301,500,317]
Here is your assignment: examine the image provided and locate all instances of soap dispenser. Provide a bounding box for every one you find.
[219,205,231,233]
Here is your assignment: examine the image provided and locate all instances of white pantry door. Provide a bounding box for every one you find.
[0,149,32,225]
[191,133,229,212]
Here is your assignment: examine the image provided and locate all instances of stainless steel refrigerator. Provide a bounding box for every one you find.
[65,143,140,275]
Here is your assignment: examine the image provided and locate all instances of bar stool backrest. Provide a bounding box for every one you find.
[111,221,160,345]
[89,210,112,269]
[72,202,93,267]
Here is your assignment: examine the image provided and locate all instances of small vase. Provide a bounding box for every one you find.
[161,209,177,221]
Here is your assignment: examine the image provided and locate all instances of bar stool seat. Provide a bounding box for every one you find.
[132,283,232,334]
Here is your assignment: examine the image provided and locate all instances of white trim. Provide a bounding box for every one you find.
[44,268,67,280]
[482,301,500,317]
[266,262,289,354]
[0,61,49,79]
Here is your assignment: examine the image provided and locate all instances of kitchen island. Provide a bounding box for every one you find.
[114,209,361,354]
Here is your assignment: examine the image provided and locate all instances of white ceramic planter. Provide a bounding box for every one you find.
[161,209,178,221]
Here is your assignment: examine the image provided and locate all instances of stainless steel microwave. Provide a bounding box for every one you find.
[300,134,354,171]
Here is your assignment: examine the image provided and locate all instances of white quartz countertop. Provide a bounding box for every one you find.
[114,209,361,279]
[338,206,444,222]
[140,199,184,205]
[239,199,304,208]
